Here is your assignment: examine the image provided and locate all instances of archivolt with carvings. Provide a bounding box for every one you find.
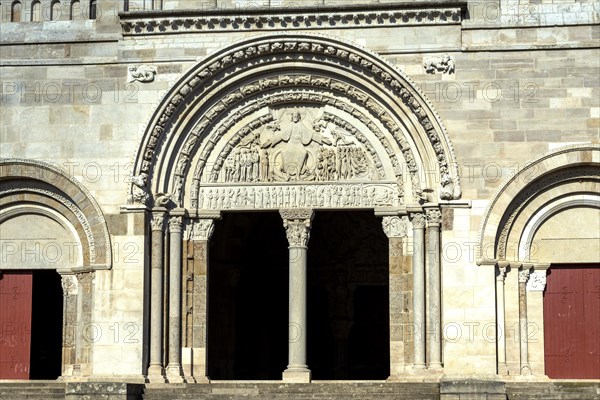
[0,158,112,270]
[130,34,461,208]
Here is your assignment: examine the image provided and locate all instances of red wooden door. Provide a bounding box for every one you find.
[0,272,33,379]
[544,265,600,379]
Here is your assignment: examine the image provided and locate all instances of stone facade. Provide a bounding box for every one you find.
[0,0,598,395]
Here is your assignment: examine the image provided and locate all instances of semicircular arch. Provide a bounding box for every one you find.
[129,33,462,209]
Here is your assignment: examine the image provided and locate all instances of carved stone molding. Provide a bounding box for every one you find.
[410,213,426,229]
[526,270,547,292]
[280,209,314,248]
[120,7,463,35]
[382,215,409,238]
[131,35,462,208]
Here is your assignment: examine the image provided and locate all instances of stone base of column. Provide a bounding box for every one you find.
[429,362,443,370]
[165,365,186,383]
[282,366,311,383]
[146,364,166,383]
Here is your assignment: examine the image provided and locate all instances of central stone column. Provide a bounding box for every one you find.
[280,209,314,383]
[166,211,186,382]
[148,208,166,381]
[425,207,442,369]
[409,212,427,369]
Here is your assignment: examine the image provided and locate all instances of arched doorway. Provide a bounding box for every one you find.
[130,34,462,382]
[0,159,112,380]
[477,144,600,378]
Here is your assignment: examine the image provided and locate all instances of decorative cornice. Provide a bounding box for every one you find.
[120,4,463,35]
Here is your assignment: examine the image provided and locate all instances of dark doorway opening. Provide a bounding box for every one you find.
[208,212,289,380]
[30,270,63,380]
[0,270,63,380]
[307,211,390,380]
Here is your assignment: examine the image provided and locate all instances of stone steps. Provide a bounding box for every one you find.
[142,382,441,400]
[0,382,66,400]
[506,382,600,400]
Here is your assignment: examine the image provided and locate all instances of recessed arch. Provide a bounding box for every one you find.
[477,144,600,264]
[0,158,112,271]
[128,33,462,209]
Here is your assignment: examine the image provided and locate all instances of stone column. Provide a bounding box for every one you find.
[60,274,78,378]
[148,209,166,380]
[280,209,314,383]
[425,208,442,369]
[518,266,531,375]
[75,271,95,377]
[166,212,185,382]
[190,215,219,383]
[410,212,426,369]
[496,262,509,375]
[525,265,549,375]
[381,214,409,376]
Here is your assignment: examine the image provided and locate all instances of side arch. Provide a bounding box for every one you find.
[0,158,112,271]
[477,144,600,264]
[128,33,462,208]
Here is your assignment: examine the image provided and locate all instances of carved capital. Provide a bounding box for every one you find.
[526,270,547,292]
[382,215,409,238]
[191,219,216,241]
[426,208,442,226]
[169,216,183,233]
[61,274,78,296]
[76,271,95,286]
[497,261,510,281]
[410,212,426,229]
[280,209,314,248]
[518,268,531,284]
[150,214,165,231]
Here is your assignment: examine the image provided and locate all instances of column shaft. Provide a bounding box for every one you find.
[496,262,509,374]
[166,215,185,382]
[426,208,442,369]
[518,267,531,375]
[280,209,313,383]
[411,213,426,369]
[148,211,166,380]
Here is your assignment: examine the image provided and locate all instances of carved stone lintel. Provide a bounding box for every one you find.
[191,219,216,241]
[410,212,426,229]
[426,208,442,226]
[526,270,547,292]
[169,216,183,233]
[280,209,314,248]
[382,215,409,238]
